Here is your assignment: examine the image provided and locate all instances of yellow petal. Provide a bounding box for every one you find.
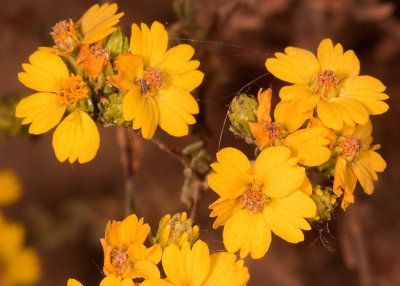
[18,51,69,92]
[159,44,196,72]
[353,120,373,145]
[208,148,252,199]
[148,21,168,65]
[223,209,271,259]
[209,197,243,229]
[317,38,360,80]
[274,101,312,132]
[203,252,250,286]
[140,280,173,286]
[68,279,84,286]
[333,156,347,197]
[171,70,204,92]
[52,110,100,164]
[341,168,357,210]
[264,190,315,243]
[265,47,319,85]
[279,85,317,113]
[285,127,331,166]
[157,86,198,137]
[317,100,344,130]
[131,260,160,280]
[340,76,389,115]
[116,54,143,91]
[99,275,121,286]
[254,146,305,198]
[16,92,66,135]
[79,3,124,44]
[332,98,369,126]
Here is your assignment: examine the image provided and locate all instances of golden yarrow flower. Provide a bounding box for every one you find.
[100,214,162,280]
[249,88,331,166]
[333,121,386,210]
[265,38,389,130]
[76,41,110,80]
[16,51,100,163]
[140,240,250,286]
[208,147,316,259]
[0,170,21,206]
[43,3,124,54]
[116,21,204,139]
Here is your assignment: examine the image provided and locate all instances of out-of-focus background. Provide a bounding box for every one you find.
[1,0,400,285]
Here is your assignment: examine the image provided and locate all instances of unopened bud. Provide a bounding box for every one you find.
[104,28,129,60]
[99,92,125,127]
[228,94,258,144]
[310,186,338,222]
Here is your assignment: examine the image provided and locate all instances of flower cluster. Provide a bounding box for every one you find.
[16,3,203,163]
[210,38,387,260]
[69,212,249,286]
[0,170,41,286]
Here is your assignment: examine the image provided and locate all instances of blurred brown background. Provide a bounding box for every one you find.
[1,0,400,285]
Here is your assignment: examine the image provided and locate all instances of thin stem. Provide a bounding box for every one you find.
[116,127,136,216]
[150,137,191,166]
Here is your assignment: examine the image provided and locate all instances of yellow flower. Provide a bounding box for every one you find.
[265,39,389,130]
[208,147,316,259]
[68,275,134,286]
[249,88,331,166]
[43,3,124,54]
[16,51,100,163]
[117,21,204,139]
[333,121,386,210]
[140,240,249,286]
[0,169,21,206]
[0,214,41,286]
[76,41,110,80]
[100,214,162,280]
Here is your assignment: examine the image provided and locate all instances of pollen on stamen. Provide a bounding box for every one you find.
[50,19,78,50]
[143,66,165,91]
[110,249,128,275]
[76,42,110,80]
[317,70,339,98]
[60,74,89,107]
[266,121,282,145]
[240,186,265,212]
[341,135,362,157]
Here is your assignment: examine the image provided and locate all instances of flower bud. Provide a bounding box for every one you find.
[104,28,129,60]
[151,212,199,249]
[228,94,258,144]
[310,186,338,222]
[99,92,125,127]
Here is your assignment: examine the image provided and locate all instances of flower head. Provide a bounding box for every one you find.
[266,39,389,130]
[0,170,21,206]
[100,214,162,280]
[44,3,124,54]
[76,41,110,80]
[140,240,249,286]
[249,88,331,166]
[208,147,316,259]
[16,51,100,163]
[117,21,204,139]
[333,121,386,210]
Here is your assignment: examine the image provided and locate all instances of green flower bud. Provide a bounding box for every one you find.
[104,28,129,60]
[310,186,338,222]
[99,92,125,127]
[151,212,199,249]
[228,94,258,144]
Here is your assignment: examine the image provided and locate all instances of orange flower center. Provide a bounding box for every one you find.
[76,42,110,80]
[51,19,78,51]
[240,185,265,212]
[317,70,339,100]
[138,66,165,95]
[60,74,89,107]
[110,249,129,275]
[341,135,361,157]
[266,121,282,145]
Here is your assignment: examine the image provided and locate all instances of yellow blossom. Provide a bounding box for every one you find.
[116,21,204,139]
[100,214,162,280]
[76,41,110,80]
[249,88,331,166]
[140,240,250,286]
[16,51,100,163]
[208,147,316,259]
[333,121,386,210]
[42,3,124,55]
[68,275,135,286]
[265,39,389,130]
[0,169,21,206]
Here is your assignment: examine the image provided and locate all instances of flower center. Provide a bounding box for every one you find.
[76,42,110,80]
[267,121,282,145]
[341,135,361,157]
[317,70,339,100]
[138,66,165,95]
[51,19,78,51]
[60,74,89,107]
[240,185,266,212]
[110,249,128,275]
